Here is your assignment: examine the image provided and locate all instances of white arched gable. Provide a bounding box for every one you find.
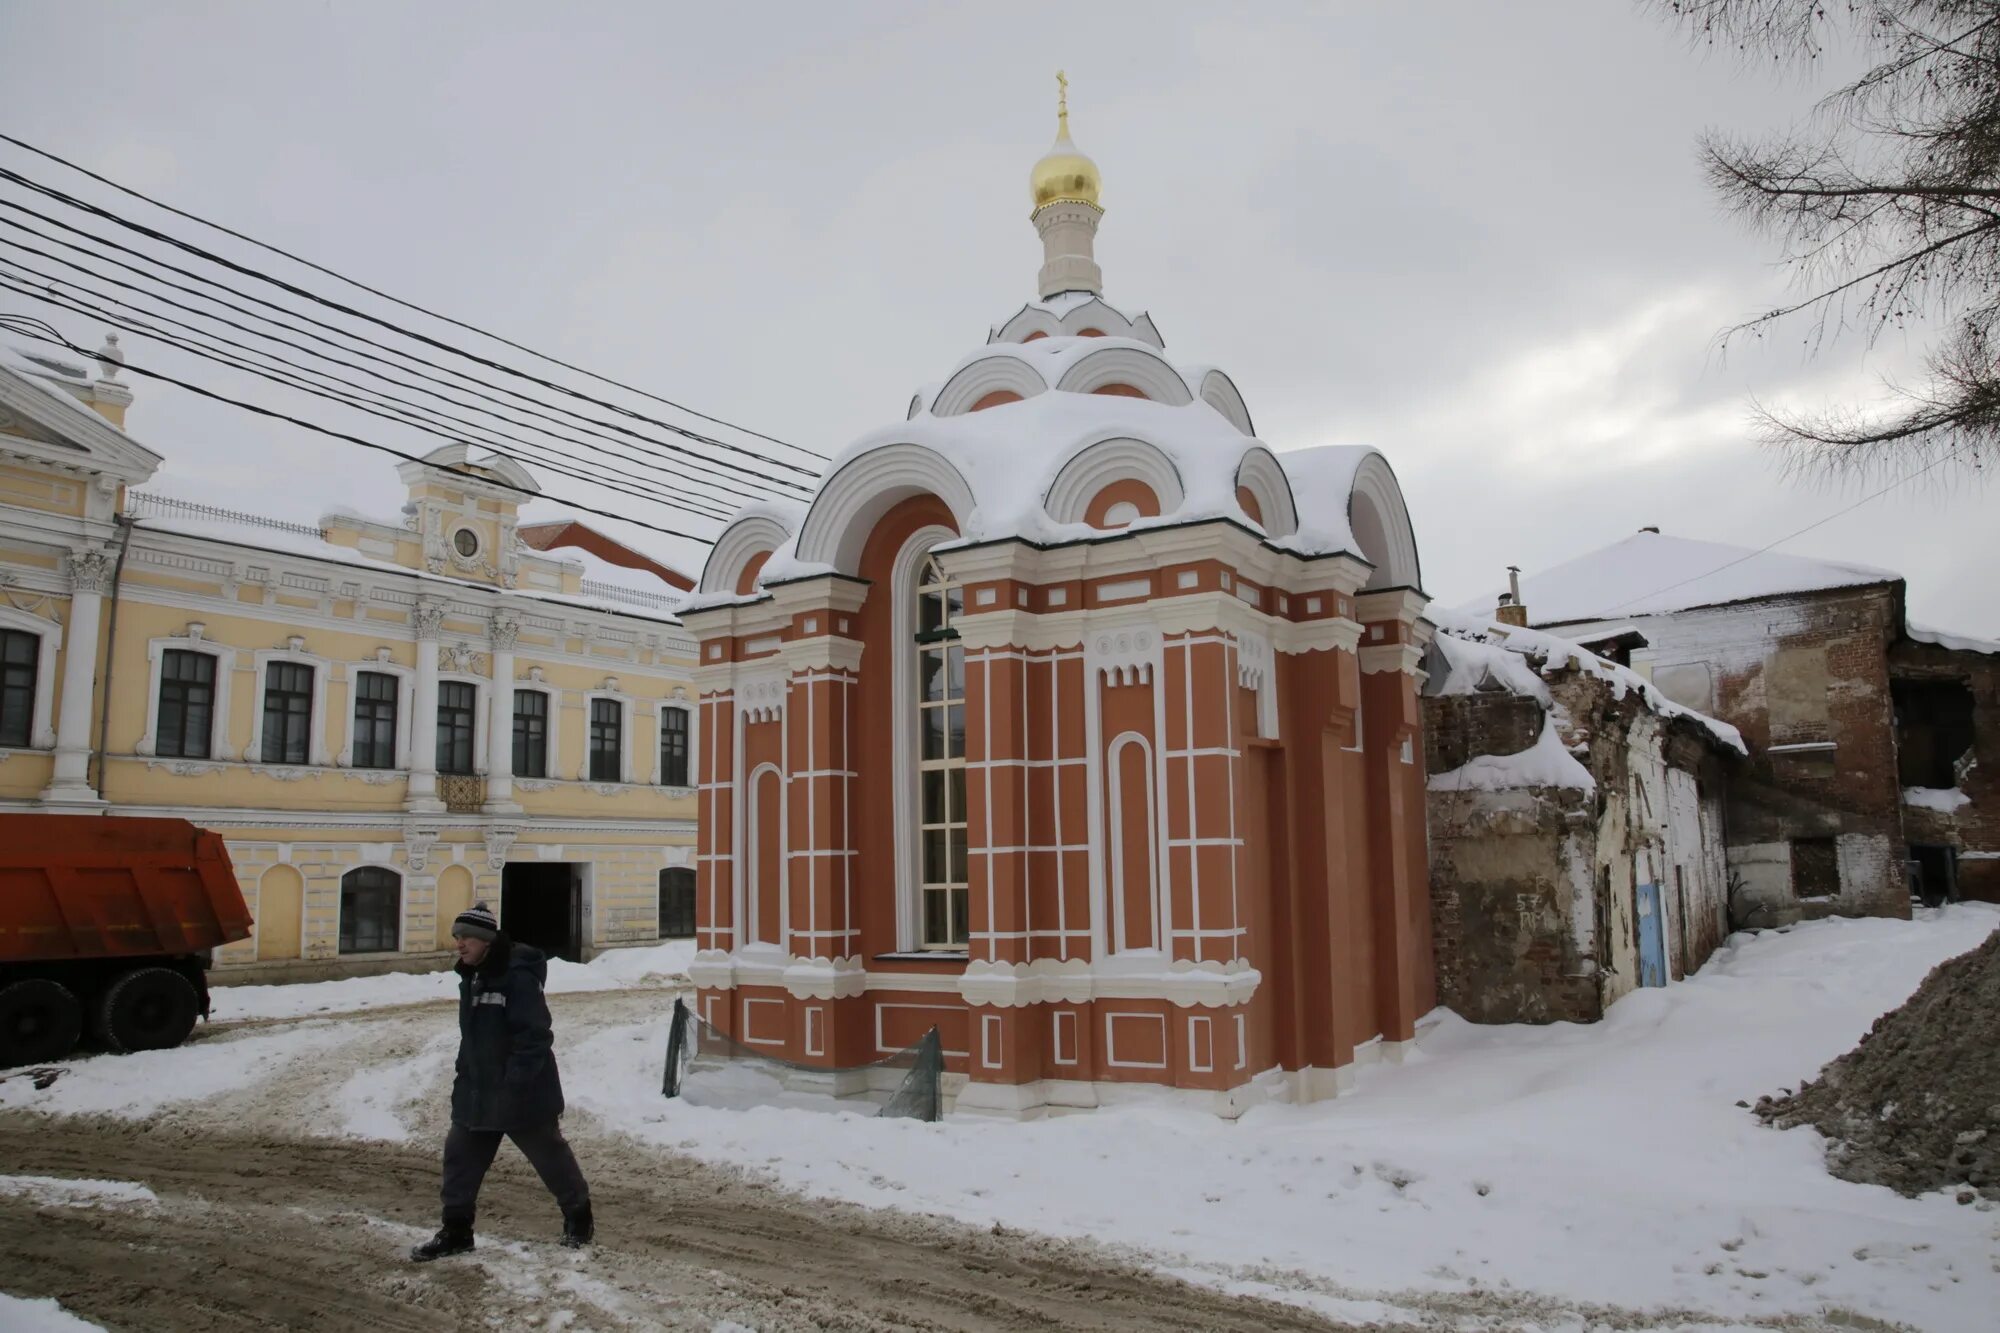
[1042,436,1186,526]
[1197,369,1256,437]
[931,353,1050,417]
[989,298,1167,349]
[699,511,795,595]
[1055,347,1193,405]
[1347,452,1422,590]
[792,443,977,575]
[1232,446,1299,538]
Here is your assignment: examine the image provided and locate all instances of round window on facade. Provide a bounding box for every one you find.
[452,528,480,558]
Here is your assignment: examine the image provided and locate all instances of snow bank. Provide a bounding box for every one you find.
[569,905,2000,1331]
[0,1176,157,1208]
[0,1294,104,1331]
[1904,786,1971,814]
[1427,716,1595,792]
[1908,622,2000,655]
[210,939,692,1023]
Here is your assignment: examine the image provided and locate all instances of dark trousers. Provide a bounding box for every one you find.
[440,1119,590,1223]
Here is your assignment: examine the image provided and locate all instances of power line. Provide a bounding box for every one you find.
[1599,444,1979,615]
[0,313,718,548]
[0,245,760,515]
[0,200,814,502]
[0,165,826,486]
[0,134,828,463]
[0,273,735,524]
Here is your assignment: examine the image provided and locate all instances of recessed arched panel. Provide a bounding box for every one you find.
[749,762,784,947]
[1043,436,1186,527]
[970,389,1024,412]
[432,865,475,953]
[1056,347,1193,405]
[1084,479,1162,530]
[1233,446,1299,539]
[257,864,305,961]
[932,353,1049,417]
[793,443,976,576]
[1348,452,1423,590]
[735,550,772,596]
[1108,732,1160,954]
[699,510,797,595]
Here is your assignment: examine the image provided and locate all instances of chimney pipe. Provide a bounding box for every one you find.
[1496,565,1528,628]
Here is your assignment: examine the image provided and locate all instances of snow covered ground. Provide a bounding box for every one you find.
[207,938,696,1022]
[4,914,1996,1329]
[0,1292,103,1331]
[569,906,2000,1331]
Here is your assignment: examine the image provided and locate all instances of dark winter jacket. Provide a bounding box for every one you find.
[451,937,565,1132]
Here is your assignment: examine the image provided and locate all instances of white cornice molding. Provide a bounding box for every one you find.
[1356,586,1429,624]
[1359,643,1427,676]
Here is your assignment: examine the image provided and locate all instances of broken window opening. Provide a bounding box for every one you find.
[1892,677,1975,790]
[1790,837,1840,899]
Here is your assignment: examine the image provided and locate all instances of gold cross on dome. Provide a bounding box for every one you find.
[1057,70,1069,131]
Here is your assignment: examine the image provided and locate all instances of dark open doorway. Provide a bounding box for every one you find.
[1908,844,1959,909]
[502,862,583,961]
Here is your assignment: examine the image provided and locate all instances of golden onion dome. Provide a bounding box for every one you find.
[1031,73,1101,212]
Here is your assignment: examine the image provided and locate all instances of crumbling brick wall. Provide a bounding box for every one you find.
[1889,637,2000,903]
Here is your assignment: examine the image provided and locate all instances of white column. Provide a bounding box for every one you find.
[405,600,445,814]
[40,547,115,807]
[484,612,520,814]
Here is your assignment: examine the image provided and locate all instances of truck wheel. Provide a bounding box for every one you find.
[95,967,200,1054]
[0,978,84,1067]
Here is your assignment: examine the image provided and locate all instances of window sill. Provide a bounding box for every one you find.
[872,951,969,963]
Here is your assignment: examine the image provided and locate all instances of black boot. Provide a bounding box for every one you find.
[411,1218,475,1262]
[560,1203,594,1249]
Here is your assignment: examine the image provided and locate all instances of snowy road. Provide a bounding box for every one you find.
[2,909,1998,1330]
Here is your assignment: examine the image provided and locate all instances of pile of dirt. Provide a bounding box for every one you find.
[1756,927,2000,1202]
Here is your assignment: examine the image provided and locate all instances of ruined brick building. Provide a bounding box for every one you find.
[1422,607,1742,1024]
[1481,530,1998,923]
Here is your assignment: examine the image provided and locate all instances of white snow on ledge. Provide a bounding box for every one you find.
[1428,716,1596,793]
[1903,785,1971,814]
[1908,622,2000,655]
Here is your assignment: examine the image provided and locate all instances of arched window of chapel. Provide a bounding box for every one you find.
[914,556,969,949]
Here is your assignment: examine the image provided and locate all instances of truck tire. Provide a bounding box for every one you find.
[94,967,200,1054]
[0,978,84,1066]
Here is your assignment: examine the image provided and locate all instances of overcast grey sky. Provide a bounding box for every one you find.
[2,1,1993,634]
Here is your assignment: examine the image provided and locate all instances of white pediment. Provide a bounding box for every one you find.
[0,360,162,485]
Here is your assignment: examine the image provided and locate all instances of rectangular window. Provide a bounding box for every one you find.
[589,698,622,782]
[659,706,690,787]
[351,671,398,769]
[1791,837,1840,899]
[436,681,476,775]
[0,628,38,748]
[157,649,216,760]
[339,866,401,954]
[260,661,314,765]
[658,867,696,938]
[513,689,549,779]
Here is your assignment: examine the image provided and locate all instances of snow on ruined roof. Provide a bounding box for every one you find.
[1460,530,1901,625]
[1428,605,1746,754]
[1908,622,2000,656]
[1430,716,1597,793]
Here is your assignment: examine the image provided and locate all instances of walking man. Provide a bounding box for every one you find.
[411,902,594,1260]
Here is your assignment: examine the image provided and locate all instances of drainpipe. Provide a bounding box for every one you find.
[89,513,137,796]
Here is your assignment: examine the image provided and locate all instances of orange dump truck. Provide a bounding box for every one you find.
[1,814,252,1067]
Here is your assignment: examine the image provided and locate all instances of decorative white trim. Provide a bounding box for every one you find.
[136,632,239,761]
[1041,436,1187,526]
[579,684,633,783]
[1346,451,1423,591]
[1054,346,1194,405]
[1103,1011,1169,1070]
[336,656,416,771]
[792,443,975,576]
[782,954,865,1000]
[931,352,1049,417]
[0,603,62,748]
[1232,445,1298,538]
[1198,368,1257,437]
[249,640,334,767]
[1106,731,1162,953]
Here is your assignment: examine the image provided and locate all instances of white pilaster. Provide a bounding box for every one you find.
[484,612,520,814]
[405,600,445,814]
[40,547,114,808]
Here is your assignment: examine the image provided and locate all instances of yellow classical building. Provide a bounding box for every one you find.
[0,337,699,979]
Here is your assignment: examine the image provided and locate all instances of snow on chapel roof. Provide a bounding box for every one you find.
[1461,530,1902,626]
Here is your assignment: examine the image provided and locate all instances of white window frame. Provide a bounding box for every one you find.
[656,697,696,790]
[136,634,238,761]
[581,687,633,784]
[335,862,405,956]
[434,673,489,776]
[249,644,333,768]
[337,660,415,770]
[0,604,62,750]
[890,524,960,952]
[510,683,561,781]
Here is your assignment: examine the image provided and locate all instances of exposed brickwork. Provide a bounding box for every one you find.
[1889,637,2000,903]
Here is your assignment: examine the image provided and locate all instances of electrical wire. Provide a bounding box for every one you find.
[0,132,827,462]
[0,165,826,481]
[0,201,813,501]
[0,312,719,547]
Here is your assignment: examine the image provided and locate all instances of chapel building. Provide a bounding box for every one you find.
[681,96,1436,1115]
